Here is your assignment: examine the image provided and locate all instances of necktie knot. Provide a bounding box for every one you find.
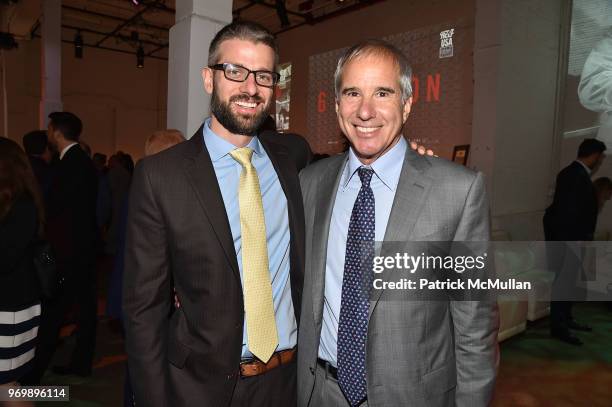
[358,167,374,187]
[230,147,254,168]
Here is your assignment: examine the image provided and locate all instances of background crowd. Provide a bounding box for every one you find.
[0,112,184,406]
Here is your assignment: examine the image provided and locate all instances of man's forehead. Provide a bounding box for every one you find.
[341,56,401,90]
[216,39,275,68]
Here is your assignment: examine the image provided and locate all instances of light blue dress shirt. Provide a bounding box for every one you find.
[318,137,407,366]
[202,119,297,359]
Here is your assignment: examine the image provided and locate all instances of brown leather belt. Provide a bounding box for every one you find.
[239,348,296,377]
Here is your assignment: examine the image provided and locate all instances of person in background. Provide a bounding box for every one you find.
[543,138,606,345]
[120,153,135,175]
[593,176,612,212]
[106,152,132,255]
[23,112,99,383]
[93,153,112,240]
[92,153,107,174]
[0,137,45,407]
[22,130,54,203]
[79,141,92,158]
[144,129,185,156]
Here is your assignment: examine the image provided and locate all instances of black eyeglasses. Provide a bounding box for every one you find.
[209,63,280,87]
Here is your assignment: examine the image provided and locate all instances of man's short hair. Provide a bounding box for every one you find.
[208,21,278,67]
[22,130,47,155]
[145,129,185,157]
[48,111,83,142]
[577,138,606,158]
[334,39,413,103]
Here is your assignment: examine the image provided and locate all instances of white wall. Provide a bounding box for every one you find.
[2,37,167,161]
[471,0,567,240]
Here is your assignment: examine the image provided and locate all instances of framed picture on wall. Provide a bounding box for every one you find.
[452,144,470,166]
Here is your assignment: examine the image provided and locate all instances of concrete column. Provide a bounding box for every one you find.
[167,0,232,138]
[39,0,62,128]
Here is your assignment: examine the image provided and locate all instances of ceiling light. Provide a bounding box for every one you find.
[136,44,144,68]
[74,31,83,58]
[275,0,290,27]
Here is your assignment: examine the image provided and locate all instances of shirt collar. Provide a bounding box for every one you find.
[202,118,263,162]
[60,143,78,160]
[342,136,407,191]
[575,159,592,175]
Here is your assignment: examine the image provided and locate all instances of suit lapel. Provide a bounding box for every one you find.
[258,135,300,237]
[258,134,305,321]
[312,155,348,330]
[182,126,241,283]
[369,148,433,318]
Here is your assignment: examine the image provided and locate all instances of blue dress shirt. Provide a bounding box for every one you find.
[318,137,407,366]
[202,119,297,359]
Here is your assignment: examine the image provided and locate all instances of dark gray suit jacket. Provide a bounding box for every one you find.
[297,148,499,407]
[123,127,311,407]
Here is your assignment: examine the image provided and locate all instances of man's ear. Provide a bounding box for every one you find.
[202,67,214,95]
[402,96,413,123]
[49,129,60,144]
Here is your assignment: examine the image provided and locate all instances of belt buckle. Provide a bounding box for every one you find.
[321,360,337,380]
[252,363,264,376]
[239,358,260,378]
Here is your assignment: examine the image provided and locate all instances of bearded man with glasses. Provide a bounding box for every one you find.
[123,21,312,407]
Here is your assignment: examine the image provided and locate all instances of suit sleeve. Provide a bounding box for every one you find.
[450,172,499,407]
[123,161,172,406]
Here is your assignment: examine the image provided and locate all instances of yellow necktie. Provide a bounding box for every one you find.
[230,147,278,363]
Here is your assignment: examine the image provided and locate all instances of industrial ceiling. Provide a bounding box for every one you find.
[0,0,381,61]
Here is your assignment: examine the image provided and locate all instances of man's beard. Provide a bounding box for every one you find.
[211,89,272,136]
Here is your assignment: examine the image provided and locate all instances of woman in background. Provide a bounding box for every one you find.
[0,137,44,406]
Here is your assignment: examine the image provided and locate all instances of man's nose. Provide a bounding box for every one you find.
[239,72,259,96]
[357,97,376,120]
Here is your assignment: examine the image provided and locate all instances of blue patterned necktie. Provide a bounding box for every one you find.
[337,167,375,407]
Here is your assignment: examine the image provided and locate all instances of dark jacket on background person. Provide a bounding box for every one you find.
[46,144,98,262]
[28,156,54,205]
[0,194,40,309]
[543,161,598,241]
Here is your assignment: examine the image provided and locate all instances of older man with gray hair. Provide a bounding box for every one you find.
[297,39,498,407]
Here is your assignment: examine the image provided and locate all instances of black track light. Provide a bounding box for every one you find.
[74,31,83,58]
[275,0,290,27]
[136,44,144,68]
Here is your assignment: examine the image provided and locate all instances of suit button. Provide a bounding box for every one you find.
[226,373,235,380]
[309,366,315,375]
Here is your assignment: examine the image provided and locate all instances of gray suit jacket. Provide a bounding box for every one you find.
[297,148,499,407]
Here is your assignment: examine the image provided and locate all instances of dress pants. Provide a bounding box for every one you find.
[229,360,296,407]
[21,259,97,383]
[547,241,585,333]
